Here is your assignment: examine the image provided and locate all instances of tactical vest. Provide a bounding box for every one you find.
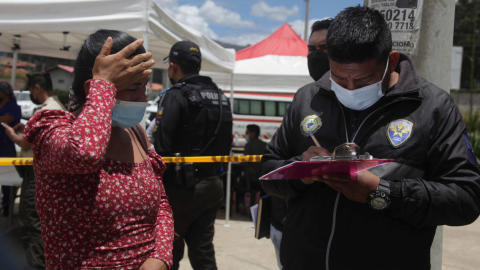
[169,81,233,159]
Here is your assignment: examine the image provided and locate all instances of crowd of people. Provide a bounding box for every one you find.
[0,4,479,270]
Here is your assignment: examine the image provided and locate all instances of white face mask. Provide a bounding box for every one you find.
[330,59,389,111]
[111,100,148,129]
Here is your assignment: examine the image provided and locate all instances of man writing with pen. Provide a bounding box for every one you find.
[260,6,480,270]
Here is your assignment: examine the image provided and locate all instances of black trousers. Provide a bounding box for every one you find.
[1,186,11,207]
[18,166,45,270]
[165,176,224,270]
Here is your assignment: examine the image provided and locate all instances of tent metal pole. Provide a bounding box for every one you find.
[143,0,153,98]
[225,72,235,228]
[10,49,18,89]
[143,32,149,52]
[143,0,149,52]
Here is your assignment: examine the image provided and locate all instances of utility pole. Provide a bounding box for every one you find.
[364,0,456,269]
[411,2,456,270]
[304,0,310,41]
[470,1,479,120]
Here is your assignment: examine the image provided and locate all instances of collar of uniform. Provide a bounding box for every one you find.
[316,53,422,97]
[44,96,56,105]
[177,74,214,85]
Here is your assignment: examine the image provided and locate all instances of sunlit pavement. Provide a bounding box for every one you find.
[2,199,480,270]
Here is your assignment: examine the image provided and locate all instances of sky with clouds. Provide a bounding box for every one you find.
[155,0,363,46]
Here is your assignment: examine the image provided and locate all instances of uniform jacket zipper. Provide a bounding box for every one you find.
[325,95,421,270]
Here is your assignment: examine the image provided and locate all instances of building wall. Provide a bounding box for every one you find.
[49,69,73,91]
[0,78,26,90]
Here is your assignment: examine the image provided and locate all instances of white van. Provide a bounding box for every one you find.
[225,92,293,147]
[145,92,293,147]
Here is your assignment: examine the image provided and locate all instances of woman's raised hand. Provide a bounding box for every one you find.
[92,37,154,90]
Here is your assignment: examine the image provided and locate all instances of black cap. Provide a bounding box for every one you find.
[22,72,52,91]
[163,41,202,64]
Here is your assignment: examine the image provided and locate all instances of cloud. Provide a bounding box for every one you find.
[156,0,178,12]
[173,4,219,39]
[200,0,255,28]
[251,1,299,21]
[220,32,271,46]
[155,0,254,40]
[289,17,332,40]
[220,17,333,47]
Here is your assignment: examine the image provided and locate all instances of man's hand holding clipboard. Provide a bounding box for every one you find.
[299,146,382,203]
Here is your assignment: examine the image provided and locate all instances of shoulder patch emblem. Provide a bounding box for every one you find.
[156,107,164,119]
[301,115,322,136]
[463,133,479,167]
[274,123,282,136]
[387,119,414,148]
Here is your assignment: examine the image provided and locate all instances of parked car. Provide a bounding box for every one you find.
[14,90,40,119]
[145,95,160,126]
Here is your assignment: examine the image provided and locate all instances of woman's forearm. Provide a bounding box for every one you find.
[10,132,30,149]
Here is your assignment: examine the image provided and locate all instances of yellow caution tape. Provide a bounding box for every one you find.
[0,155,263,166]
[0,158,34,166]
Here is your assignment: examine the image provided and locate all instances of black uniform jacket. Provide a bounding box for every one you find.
[153,75,232,176]
[260,54,480,270]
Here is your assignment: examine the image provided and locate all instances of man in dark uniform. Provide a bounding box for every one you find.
[244,124,267,191]
[261,6,480,270]
[153,41,233,270]
[264,18,333,270]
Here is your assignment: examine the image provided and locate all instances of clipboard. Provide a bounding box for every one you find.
[260,159,394,180]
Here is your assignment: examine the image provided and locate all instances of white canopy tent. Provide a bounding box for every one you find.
[204,54,312,94]
[203,24,312,94]
[0,0,237,226]
[0,0,235,86]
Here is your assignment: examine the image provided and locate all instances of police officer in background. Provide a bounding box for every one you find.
[153,41,233,270]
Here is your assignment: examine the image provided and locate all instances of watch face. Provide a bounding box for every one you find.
[371,197,387,209]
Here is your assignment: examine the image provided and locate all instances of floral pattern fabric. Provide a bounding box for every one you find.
[24,79,174,270]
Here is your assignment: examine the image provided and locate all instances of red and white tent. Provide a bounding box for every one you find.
[205,23,313,94]
[236,23,308,61]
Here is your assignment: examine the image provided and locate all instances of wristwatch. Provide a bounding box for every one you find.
[367,179,391,210]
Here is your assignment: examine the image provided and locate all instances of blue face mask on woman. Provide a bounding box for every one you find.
[330,59,389,111]
[111,100,148,129]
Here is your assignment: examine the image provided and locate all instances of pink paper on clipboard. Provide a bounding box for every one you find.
[260,159,394,180]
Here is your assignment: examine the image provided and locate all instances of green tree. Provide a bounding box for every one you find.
[454,0,480,90]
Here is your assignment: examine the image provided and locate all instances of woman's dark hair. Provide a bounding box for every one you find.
[0,81,15,103]
[326,6,392,65]
[69,29,146,111]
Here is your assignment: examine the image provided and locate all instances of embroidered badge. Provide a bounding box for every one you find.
[463,133,479,167]
[387,119,414,148]
[301,115,322,137]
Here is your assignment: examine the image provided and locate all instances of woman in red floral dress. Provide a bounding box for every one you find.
[24,30,173,270]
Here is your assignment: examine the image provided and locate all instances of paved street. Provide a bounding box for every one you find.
[1,197,480,269]
[443,220,480,270]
